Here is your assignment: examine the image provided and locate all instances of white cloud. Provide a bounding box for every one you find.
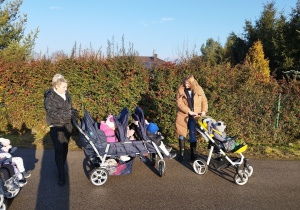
[140,20,148,27]
[49,6,62,10]
[161,17,174,22]
[152,17,174,24]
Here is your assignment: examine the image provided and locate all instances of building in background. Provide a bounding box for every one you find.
[136,54,164,68]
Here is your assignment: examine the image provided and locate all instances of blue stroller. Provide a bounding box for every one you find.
[73,107,167,186]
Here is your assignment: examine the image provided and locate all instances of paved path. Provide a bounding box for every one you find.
[6,149,300,210]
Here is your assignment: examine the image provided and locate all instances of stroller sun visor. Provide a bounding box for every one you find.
[114,107,129,142]
[133,107,148,140]
[80,110,107,156]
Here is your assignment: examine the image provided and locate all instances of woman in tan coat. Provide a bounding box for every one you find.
[176,75,208,161]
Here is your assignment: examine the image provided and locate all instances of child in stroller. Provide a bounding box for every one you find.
[205,120,246,153]
[0,138,31,184]
[0,138,31,208]
[192,116,253,186]
[129,117,176,159]
[100,114,132,162]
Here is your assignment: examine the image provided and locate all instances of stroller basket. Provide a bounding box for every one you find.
[106,158,134,176]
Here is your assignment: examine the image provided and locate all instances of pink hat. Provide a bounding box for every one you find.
[106,115,116,129]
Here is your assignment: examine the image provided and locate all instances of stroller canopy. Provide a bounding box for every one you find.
[132,107,148,140]
[79,109,107,157]
[114,107,129,142]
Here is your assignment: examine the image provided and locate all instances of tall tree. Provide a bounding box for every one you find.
[244,1,278,71]
[245,40,270,82]
[0,0,39,60]
[200,38,225,66]
[224,32,248,65]
[284,0,300,71]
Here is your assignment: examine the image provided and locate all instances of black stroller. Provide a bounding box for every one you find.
[73,107,167,186]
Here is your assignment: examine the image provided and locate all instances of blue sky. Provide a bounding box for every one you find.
[20,0,297,60]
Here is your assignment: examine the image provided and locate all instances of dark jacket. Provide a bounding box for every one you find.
[146,130,162,146]
[44,88,73,127]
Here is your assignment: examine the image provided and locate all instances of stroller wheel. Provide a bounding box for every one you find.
[193,159,208,175]
[234,171,248,186]
[158,160,165,177]
[89,168,109,186]
[0,194,5,210]
[244,165,253,177]
[6,188,21,199]
[150,153,157,167]
[0,198,6,210]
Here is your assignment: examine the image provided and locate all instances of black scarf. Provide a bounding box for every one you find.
[184,88,194,112]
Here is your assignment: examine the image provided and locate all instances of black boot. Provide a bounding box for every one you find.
[178,139,185,161]
[190,142,197,161]
[58,171,65,186]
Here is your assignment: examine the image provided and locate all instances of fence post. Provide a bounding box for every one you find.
[81,94,84,111]
[275,93,281,141]
[275,93,281,129]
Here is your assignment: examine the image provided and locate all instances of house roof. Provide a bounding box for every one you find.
[136,54,164,63]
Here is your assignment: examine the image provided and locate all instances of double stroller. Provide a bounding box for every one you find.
[0,147,26,209]
[73,107,167,186]
[192,116,253,186]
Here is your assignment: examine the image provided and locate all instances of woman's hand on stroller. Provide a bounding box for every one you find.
[71,109,79,120]
[200,111,206,116]
[188,111,198,116]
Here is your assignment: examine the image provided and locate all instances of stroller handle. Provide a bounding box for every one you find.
[0,157,8,164]
[9,147,17,154]
[72,118,91,142]
[191,116,206,133]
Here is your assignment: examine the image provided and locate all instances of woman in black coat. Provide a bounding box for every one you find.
[44,74,77,186]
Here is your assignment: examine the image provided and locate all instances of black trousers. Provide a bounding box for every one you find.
[50,123,72,176]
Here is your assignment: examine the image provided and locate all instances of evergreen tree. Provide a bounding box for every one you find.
[0,0,39,61]
[245,40,270,82]
[285,0,300,71]
[200,38,225,66]
[244,1,278,72]
[224,32,248,65]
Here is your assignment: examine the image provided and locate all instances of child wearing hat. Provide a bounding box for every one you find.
[146,122,176,159]
[100,115,118,143]
[0,137,31,187]
[100,115,131,162]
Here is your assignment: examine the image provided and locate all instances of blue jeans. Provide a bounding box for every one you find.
[179,116,197,143]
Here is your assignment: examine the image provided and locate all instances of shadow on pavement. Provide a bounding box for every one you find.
[35,132,70,210]
[142,155,160,177]
[174,147,238,184]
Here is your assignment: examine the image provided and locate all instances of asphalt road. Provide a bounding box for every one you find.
[6,148,300,210]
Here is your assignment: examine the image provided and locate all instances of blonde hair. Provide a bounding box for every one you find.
[183,75,197,91]
[52,74,68,88]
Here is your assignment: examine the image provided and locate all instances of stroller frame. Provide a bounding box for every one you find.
[74,122,165,166]
[72,107,167,186]
[192,117,253,186]
[0,147,24,210]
